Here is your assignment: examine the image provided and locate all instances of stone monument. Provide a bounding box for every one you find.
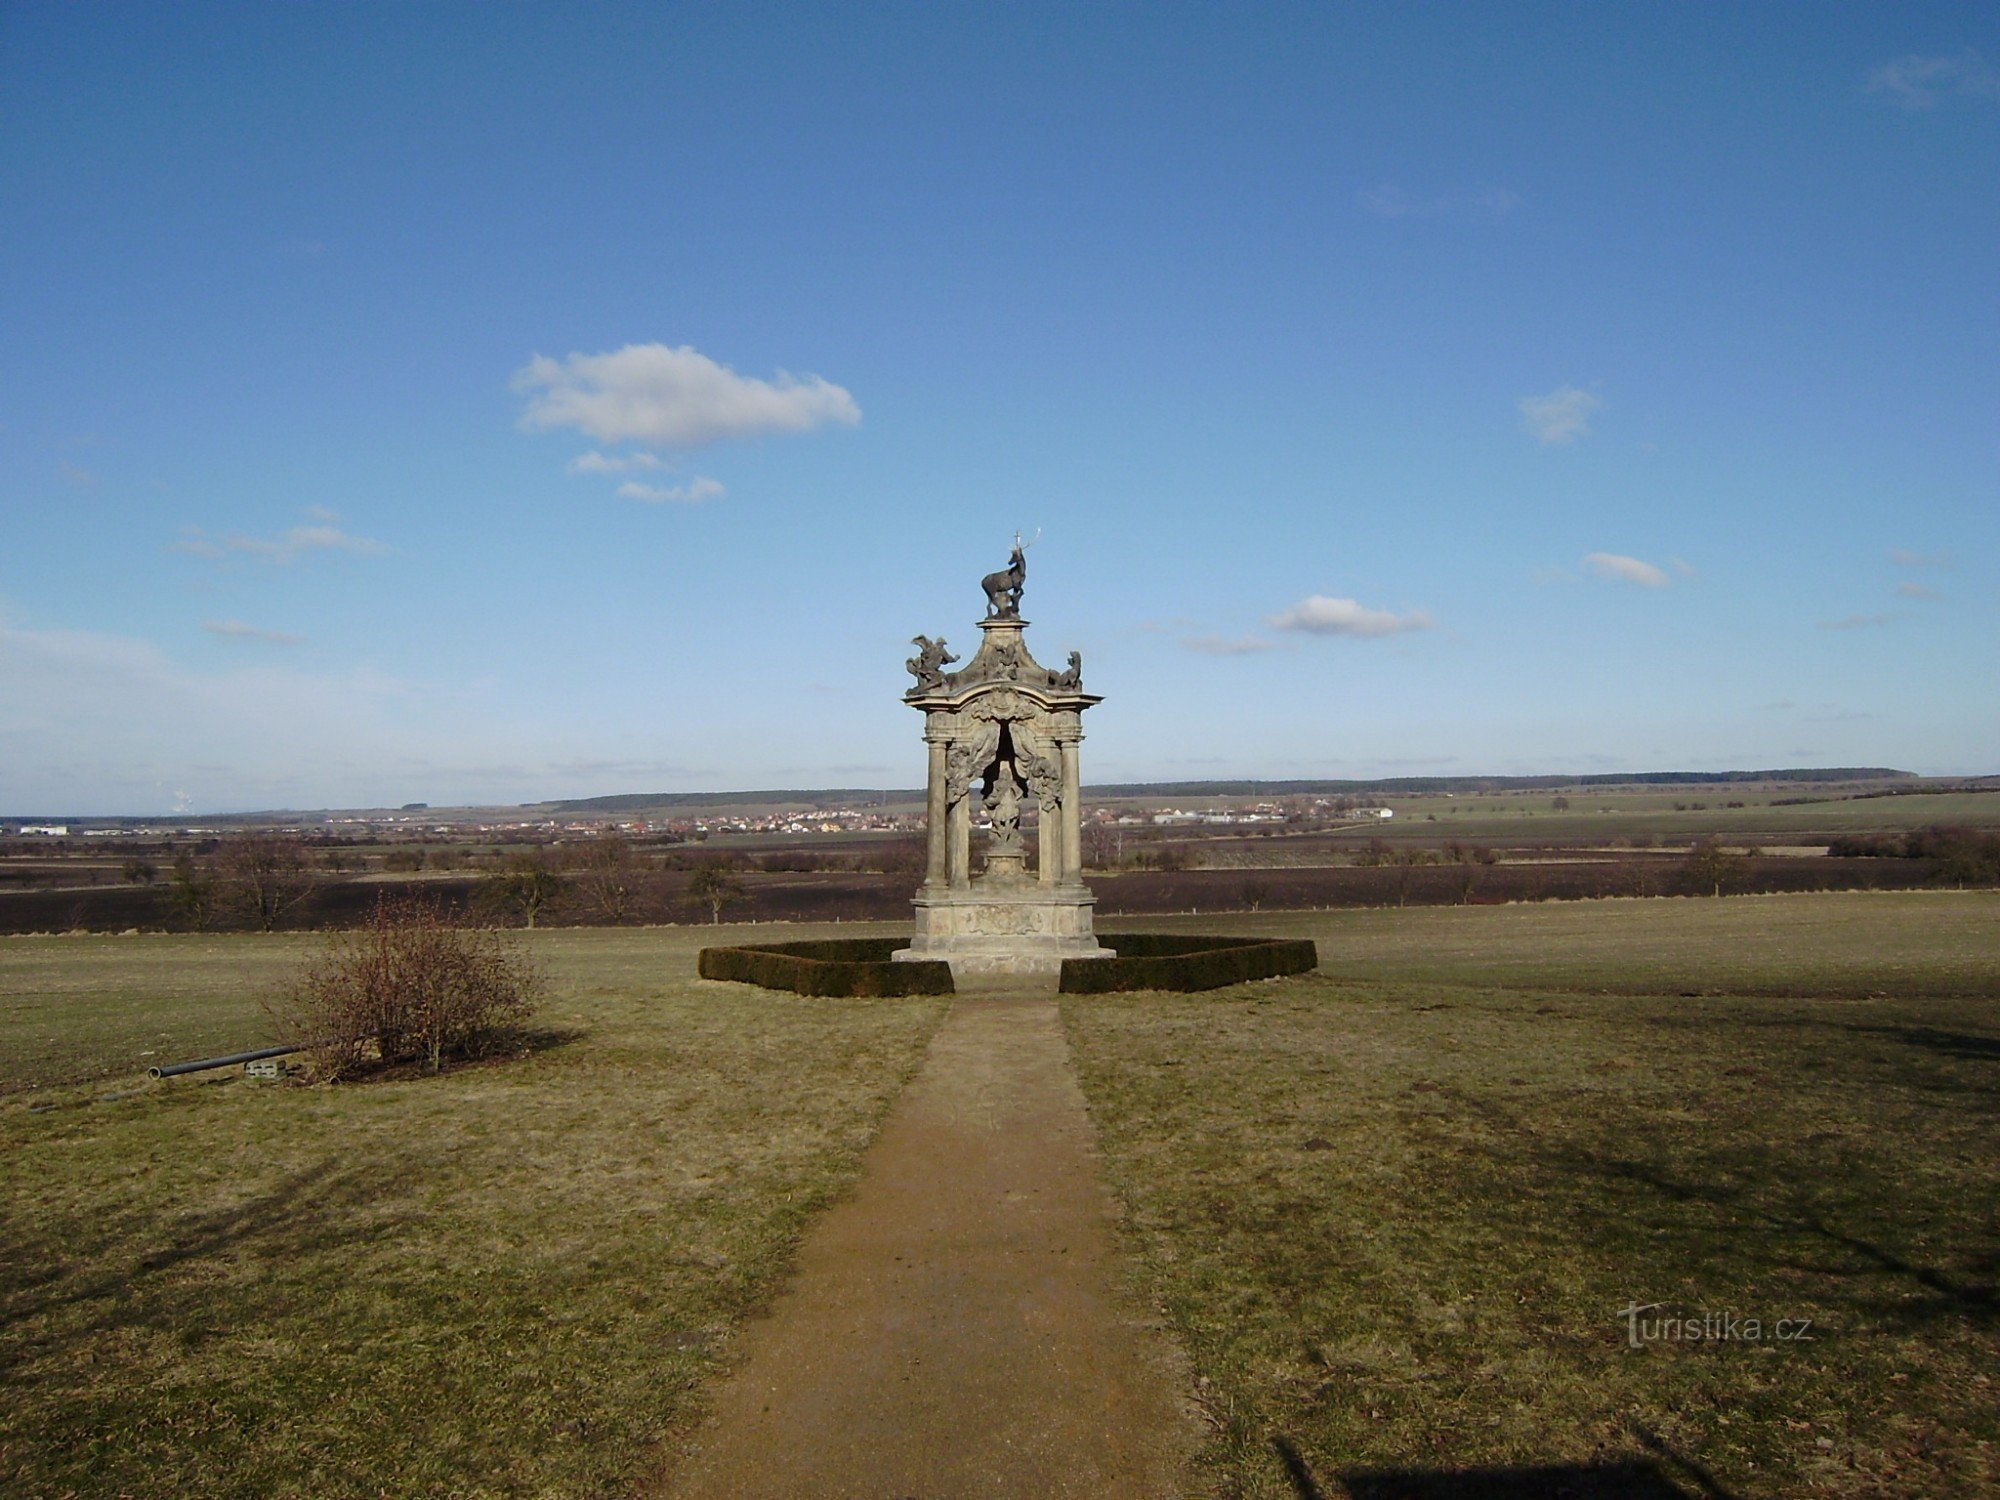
[893,538,1111,976]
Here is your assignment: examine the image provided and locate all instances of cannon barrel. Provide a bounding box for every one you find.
[148,1044,302,1081]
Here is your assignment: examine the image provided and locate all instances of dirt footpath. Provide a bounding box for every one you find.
[655,992,1202,1498]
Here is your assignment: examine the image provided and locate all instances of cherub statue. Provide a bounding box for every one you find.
[905,635,958,691]
[1051,650,1083,690]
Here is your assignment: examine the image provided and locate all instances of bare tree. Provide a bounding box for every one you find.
[166,852,217,932]
[490,850,563,928]
[215,835,316,931]
[570,832,637,924]
[685,859,745,924]
[1682,836,1746,897]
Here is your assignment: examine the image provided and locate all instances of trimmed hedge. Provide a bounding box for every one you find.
[697,937,954,997]
[1059,933,1319,994]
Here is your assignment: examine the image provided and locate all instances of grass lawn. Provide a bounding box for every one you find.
[1067,892,2000,1497]
[0,922,943,1498]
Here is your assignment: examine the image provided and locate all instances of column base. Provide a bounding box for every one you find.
[894,881,1112,977]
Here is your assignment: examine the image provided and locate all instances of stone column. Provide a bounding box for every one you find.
[948,790,971,889]
[923,732,949,888]
[1038,797,1061,886]
[1061,738,1084,887]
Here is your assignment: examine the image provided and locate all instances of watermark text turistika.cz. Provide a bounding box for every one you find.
[1619,1303,1817,1348]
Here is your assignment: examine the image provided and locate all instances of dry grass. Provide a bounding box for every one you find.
[0,922,942,1498]
[1066,892,2000,1497]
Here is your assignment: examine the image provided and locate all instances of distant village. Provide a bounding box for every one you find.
[1,796,1394,842]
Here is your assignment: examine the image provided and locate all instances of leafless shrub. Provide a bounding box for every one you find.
[271,896,543,1081]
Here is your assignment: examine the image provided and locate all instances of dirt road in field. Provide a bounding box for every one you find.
[654,990,1201,1498]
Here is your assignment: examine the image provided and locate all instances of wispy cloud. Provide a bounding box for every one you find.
[1890,547,1952,568]
[1183,634,1276,655]
[1362,185,1519,220]
[1583,552,1670,588]
[1267,595,1433,638]
[1867,50,2000,110]
[203,619,303,645]
[170,512,388,563]
[58,461,99,487]
[615,477,725,504]
[568,449,663,475]
[513,343,861,448]
[1519,385,1601,445]
[1818,612,1898,630]
[1895,581,1944,601]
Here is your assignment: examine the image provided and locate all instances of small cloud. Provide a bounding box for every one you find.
[568,449,664,475]
[1890,547,1952,568]
[1362,185,1520,220]
[1583,552,1670,588]
[58,461,99,487]
[1182,634,1276,655]
[1267,595,1433,638]
[203,619,303,646]
[512,342,861,448]
[171,513,388,563]
[1519,385,1602,445]
[283,237,328,257]
[1817,612,1898,630]
[168,527,224,558]
[1867,50,2000,110]
[616,477,725,504]
[1895,581,1944,600]
[1669,556,1698,579]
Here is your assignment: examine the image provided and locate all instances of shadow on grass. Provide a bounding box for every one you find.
[2,1159,420,1372]
[1435,1085,1998,1327]
[1843,1023,2000,1064]
[1273,1424,1734,1500]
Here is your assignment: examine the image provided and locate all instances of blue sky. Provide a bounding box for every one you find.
[3,3,1995,814]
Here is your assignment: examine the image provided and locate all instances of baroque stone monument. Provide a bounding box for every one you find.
[893,538,1111,976]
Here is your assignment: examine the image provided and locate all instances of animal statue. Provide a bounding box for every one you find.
[980,530,1038,618]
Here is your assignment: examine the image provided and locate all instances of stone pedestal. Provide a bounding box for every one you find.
[895,586,1111,979]
[900,883,1107,976]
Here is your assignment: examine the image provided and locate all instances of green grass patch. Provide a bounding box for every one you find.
[1,923,944,1498]
[1065,893,2000,1497]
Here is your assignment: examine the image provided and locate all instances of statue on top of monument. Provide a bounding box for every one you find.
[905,635,958,692]
[980,530,1038,619]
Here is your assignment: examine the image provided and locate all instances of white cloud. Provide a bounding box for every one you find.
[1818,612,1898,630]
[616,477,726,504]
[1868,51,2000,109]
[203,619,303,645]
[1890,547,1952,568]
[1519,385,1602,445]
[171,513,388,563]
[1183,634,1276,655]
[1895,581,1943,601]
[1583,552,1670,588]
[512,343,861,448]
[58,461,99,487]
[1363,185,1520,219]
[1267,595,1433,638]
[568,449,663,475]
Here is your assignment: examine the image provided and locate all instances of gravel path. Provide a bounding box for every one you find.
[655,990,1202,1498]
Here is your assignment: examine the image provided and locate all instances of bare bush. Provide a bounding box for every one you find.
[271,897,542,1080]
